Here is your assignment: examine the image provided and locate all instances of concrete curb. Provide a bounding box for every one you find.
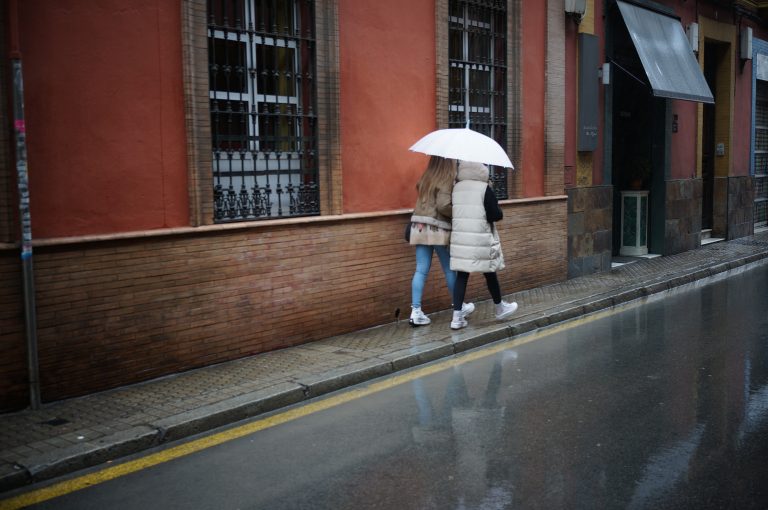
[2,248,768,495]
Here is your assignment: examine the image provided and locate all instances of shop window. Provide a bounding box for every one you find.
[208,0,318,221]
[448,0,508,199]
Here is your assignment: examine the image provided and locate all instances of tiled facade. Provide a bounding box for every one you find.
[567,186,612,278]
[665,179,703,255]
[726,176,754,240]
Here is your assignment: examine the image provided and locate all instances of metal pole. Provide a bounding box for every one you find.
[9,0,41,410]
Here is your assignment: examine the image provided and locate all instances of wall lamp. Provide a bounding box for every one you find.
[741,27,753,61]
[565,0,587,24]
[686,22,699,53]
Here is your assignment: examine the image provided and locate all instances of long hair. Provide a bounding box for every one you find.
[416,156,456,201]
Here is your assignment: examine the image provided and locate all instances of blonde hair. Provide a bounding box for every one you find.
[416,156,456,200]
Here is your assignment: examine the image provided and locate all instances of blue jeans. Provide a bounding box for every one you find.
[411,244,456,308]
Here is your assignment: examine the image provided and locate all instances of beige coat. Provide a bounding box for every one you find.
[410,182,452,230]
[449,161,505,273]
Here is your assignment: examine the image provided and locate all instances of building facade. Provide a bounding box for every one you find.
[566,0,767,276]
[0,0,568,411]
[2,0,765,412]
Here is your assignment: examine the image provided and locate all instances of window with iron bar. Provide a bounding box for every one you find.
[448,0,508,199]
[755,80,768,227]
[208,0,319,222]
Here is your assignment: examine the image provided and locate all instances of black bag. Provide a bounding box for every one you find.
[404,222,411,243]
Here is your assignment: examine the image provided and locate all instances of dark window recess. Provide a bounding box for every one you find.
[448,0,508,199]
[209,39,247,93]
[755,80,768,227]
[208,0,319,222]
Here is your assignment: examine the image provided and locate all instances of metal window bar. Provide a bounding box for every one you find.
[448,0,508,199]
[755,81,768,227]
[209,0,318,222]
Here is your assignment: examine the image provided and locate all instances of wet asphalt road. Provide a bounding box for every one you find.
[22,263,768,509]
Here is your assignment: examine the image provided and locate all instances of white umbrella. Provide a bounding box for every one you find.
[408,128,514,169]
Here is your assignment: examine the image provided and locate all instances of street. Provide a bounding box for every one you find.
[11,263,768,510]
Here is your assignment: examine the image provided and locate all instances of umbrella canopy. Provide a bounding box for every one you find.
[409,128,514,169]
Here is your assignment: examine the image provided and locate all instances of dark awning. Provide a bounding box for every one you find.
[617,1,714,104]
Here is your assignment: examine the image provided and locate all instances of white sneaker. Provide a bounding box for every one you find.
[495,301,518,320]
[460,302,475,318]
[450,310,468,330]
[409,307,431,327]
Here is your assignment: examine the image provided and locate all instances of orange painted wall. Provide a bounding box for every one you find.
[521,1,545,197]
[733,32,753,177]
[18,0,189,238]
[669,100,699,179]
[339,0,435,212]
[669,2,704,180]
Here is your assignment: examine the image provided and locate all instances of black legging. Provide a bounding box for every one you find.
[453,271,502,311]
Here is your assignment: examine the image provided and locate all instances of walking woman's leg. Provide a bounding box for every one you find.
[434,245,456,298]
[452,271,470,311]
[450,271,471,329]
[484,272,502,304]
[486,272,518,320]
[411,245,434,308]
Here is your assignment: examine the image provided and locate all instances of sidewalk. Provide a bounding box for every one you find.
[2,231,768,494]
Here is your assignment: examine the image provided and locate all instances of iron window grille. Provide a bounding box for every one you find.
[448,0,508,199]
[755,80,768,227]
[208,0,319,222]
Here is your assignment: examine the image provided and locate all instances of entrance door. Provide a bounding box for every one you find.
[609,13,664,256]
[702,40,730,236]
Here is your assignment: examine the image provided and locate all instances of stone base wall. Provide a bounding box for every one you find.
[727,176,754,240]
[713,177,728,238]
[665,179,702,255]
[0,200,567,410]
[567,186,612,278]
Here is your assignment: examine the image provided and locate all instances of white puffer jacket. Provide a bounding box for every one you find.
[449,161,505,273]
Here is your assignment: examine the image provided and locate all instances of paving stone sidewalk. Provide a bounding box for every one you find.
[2,231,768,494]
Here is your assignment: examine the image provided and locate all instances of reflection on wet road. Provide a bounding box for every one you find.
[27,264,768,509]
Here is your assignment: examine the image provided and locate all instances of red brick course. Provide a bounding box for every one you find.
[0,200,566,407]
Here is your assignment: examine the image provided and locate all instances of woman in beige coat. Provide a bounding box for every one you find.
[408,156,474,326]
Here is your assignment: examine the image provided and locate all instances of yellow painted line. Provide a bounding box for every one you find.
[0,305,627,510]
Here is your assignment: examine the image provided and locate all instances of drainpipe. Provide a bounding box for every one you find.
[8,0,40,410]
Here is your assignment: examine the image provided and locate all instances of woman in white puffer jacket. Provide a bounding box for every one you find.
[449,160,518,330]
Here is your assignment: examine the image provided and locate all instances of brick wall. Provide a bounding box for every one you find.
[507,0,523,199]
[567,186,612,277]
[665,178,702,255]
[0,253,26,411]
[544,0,565,198]
[0,200,567,406]
[180,0,212,227]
